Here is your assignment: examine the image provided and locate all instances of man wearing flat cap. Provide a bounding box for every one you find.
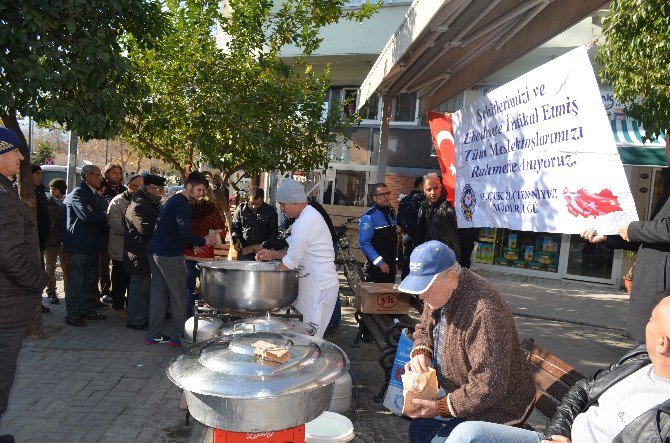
[107,174,144,316]
[0,127,49,443]
[401,241,534,442]
[256,178,339,338]
[123,174,165,331]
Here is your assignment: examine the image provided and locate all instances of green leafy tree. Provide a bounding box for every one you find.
[123,0,378,227]
[32,141,55,166]
[597,0,670,140]
[0,0,167,203]
[0,0,166,332]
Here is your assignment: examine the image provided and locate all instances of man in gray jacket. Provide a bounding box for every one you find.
[0,127,48,443]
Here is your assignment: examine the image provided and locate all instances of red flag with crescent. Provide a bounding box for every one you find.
[427,111,456,205]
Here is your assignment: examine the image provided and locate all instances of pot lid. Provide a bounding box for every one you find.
[219,314,317,336]
[167,332,349,399]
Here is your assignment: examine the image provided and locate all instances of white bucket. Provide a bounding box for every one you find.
[305,411,354,443]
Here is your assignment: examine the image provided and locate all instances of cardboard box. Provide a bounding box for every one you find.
[355,282,410,314]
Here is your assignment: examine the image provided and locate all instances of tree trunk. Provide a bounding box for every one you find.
[1,111,43,335]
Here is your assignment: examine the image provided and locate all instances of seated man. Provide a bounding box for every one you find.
[402,241,535,442]
[422,296,670,443]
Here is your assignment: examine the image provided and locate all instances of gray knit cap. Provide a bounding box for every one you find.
[276,178,307,203]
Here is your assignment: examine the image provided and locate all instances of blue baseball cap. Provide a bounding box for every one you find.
[0,127,20,156]
[398,241,457,294]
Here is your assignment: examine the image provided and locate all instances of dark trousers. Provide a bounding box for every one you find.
[65,253,99,321]
[127,274,151,327]
[147,255,187,341]
[99,233,111,296]
[0,327,25,419]
[366,262,396,283]
[110,260,131,310]
[401,234,415,280]
[185,259,199,318]
[408,417,466,443]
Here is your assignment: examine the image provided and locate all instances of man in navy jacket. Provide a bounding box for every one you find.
[63,165,108,327]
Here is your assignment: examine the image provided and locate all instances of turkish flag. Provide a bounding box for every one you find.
[427,111,456,204]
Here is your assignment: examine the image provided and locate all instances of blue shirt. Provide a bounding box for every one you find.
[148,193,205,256]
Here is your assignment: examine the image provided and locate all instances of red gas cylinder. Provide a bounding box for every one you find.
[212,425,305,443]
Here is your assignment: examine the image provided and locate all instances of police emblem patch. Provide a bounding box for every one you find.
[362,222,371,231]
[461,184,476,222]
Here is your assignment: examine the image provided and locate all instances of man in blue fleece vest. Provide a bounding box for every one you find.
[144,171,216,347]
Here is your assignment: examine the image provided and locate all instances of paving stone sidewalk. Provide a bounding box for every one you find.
[0,270,634,442]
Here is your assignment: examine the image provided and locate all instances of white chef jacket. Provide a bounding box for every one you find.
[282,205,339,337]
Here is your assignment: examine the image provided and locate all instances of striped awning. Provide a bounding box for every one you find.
[611,118,666,147]
[611,118,666,167]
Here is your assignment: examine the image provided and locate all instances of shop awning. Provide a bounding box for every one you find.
[357,0,610,112]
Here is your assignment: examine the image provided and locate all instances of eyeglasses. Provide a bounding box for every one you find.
[374,192,391,197]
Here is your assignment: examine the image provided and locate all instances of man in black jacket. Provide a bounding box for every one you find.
[417,173,460,261]
[0,128,49,443]
[397,176,425,279]
[32,164,51,313]
[231,187,278,260]
[414,296,670,443]
[123,175,165,331]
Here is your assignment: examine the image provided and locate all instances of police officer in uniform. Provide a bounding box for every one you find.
[359,183,398,283]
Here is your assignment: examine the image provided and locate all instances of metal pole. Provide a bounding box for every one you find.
[377,94,393,183]
[28,117,33,156]
[105,139,109,164]
[67,131,78,192]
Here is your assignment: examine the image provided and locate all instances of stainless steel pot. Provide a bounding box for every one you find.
[218,313,317,337]
[184,316,224,343]
[198,261,301,312]
[167,331,349,432]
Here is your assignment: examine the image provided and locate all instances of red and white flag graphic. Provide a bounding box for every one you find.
[563,188,623,218]
[427,111,456,205]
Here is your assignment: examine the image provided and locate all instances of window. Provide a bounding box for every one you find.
[342,88,358,117]
[359,92,380,121]
[393,93,417,122]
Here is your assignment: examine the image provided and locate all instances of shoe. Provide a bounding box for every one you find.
[82,313,107,320]
[65,318,87,327]
[95,301,111,309]
[48,294,60,305]
[114,309,128,318]
[41,304,51,313]
[126,323,148,331]
[101,295,113,304]
[168,338,182,349]
[0,433,15,443]
[144,335,170,345]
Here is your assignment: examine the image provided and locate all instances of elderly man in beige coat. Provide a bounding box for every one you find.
[107,174,144,316]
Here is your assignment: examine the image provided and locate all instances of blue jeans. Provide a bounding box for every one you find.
[185,260,199,317]
[409,418,542,443]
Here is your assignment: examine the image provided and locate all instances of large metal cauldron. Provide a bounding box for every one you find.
[167,331,349,432]
[198,261,300,312]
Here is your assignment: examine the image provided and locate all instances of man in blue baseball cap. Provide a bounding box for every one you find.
[400,241,535,442]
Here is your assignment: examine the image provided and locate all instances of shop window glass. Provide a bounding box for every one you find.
[566,235,614,279]
[324,170,367,207]
[474,228,562,273]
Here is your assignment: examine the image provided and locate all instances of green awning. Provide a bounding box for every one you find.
[617,146,666,166]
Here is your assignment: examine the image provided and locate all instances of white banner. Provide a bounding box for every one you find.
[453,46,638,234]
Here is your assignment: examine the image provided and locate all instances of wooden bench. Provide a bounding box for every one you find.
[521,338,586,423]
[352,296,424,402]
